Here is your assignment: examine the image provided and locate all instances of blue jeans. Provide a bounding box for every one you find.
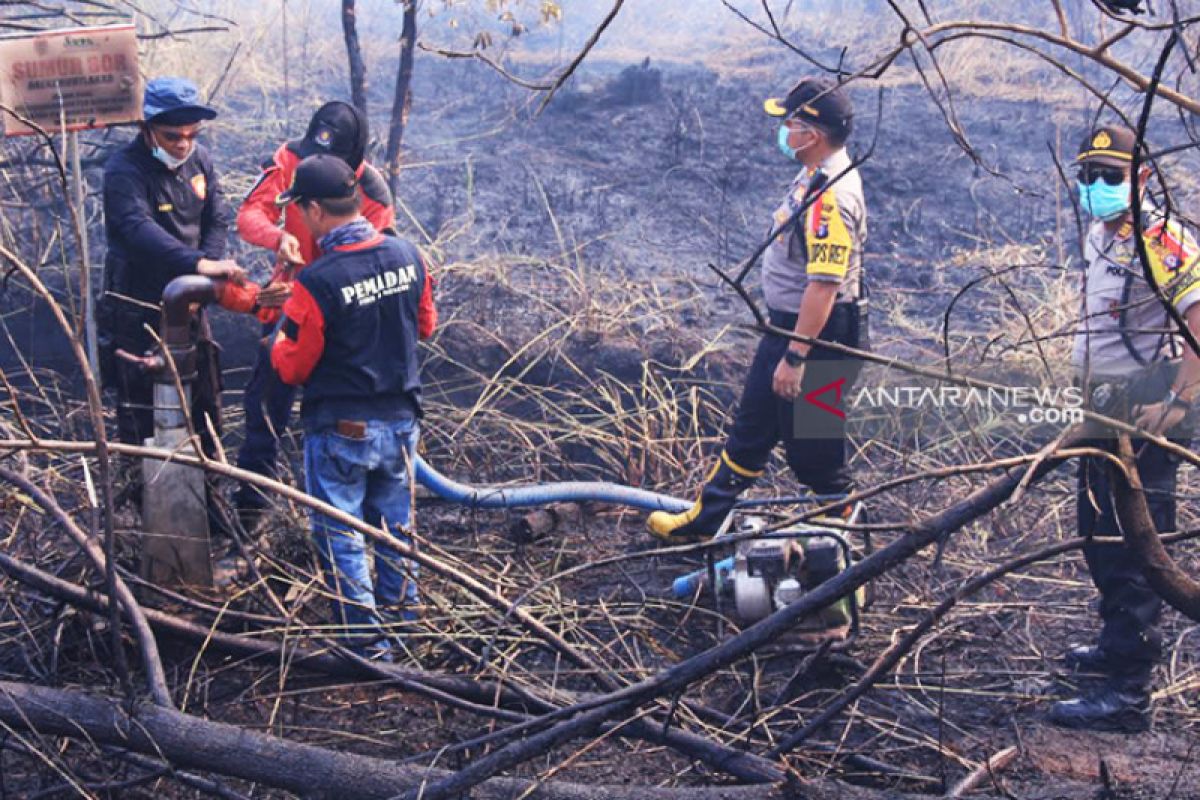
[234,331,298,513]
[303,418,420,657]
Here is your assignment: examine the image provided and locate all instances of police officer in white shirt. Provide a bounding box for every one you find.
[1051,124,1200,732]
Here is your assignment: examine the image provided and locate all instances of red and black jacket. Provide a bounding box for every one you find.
[236,143,394,323]
[271,233,436,429]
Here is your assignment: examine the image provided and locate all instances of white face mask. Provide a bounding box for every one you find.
[149,130,194,170]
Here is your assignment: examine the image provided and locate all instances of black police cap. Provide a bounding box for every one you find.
[275,154,359,206]
[1076,125,1138,168]
[763,76,853,137]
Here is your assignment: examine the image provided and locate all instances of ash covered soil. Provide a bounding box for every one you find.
[376,60,1197,799]
[6,55,1200,798]
[207,60,1200,798]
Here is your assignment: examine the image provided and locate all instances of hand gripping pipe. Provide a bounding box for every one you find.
[413,455,692,513]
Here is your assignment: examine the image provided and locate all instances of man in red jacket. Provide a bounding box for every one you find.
[234,101,397,529]
[271,154,435,657]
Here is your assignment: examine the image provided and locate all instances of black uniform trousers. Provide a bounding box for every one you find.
[1077,431,1186,688]
[724,304,862,496]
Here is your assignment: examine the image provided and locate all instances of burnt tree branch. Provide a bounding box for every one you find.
[341,0,368,116]
[0,680,904,800]
[384,0,418,199]
[1111,434,1200,621]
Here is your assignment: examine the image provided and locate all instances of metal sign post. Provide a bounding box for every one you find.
[69,129,98,373]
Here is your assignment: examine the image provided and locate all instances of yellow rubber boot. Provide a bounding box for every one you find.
[647,452,762,544]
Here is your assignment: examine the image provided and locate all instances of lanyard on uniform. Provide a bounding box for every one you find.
[735,170,828,285]
[1101,222,1171,366]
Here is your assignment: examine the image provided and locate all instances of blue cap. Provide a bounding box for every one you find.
[143,77,217,125]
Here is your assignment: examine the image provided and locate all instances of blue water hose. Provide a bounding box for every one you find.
[414,455,693,513]
[672,556,735,598]
[415,456,852,598]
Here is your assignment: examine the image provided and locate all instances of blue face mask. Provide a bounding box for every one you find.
[152,144,192,170]
[777,124,798,160]
[1077,179,1130,221]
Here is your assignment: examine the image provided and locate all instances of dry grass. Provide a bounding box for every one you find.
[2,2,1200,797]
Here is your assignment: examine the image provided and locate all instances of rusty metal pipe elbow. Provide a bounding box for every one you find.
[161,275,220,345]
[157,275,225,384]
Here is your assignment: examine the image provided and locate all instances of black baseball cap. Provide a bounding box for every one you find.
[289,101,368,169]
[275,154,359,206]
[1076,125,1138,168]
[763,76,853,138]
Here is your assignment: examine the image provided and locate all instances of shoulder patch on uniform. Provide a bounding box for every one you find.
[1141,217,1200,304]
[805,188,853,278]
[358,164,393,209]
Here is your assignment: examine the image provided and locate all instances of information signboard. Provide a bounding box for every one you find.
[0,23,141,136]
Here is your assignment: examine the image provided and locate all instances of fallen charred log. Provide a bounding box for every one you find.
[0,680,924,800]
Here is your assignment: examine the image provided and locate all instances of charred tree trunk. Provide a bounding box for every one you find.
[0,549,784,784]
[0,681,903,800]
[384,0,417,200]
[341,0,368,117]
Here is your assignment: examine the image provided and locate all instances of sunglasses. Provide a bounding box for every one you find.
[153,127,203,144]
[1076,165,1126,186]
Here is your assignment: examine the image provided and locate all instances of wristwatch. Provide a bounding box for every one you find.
[783,349,807,368]
[1164,389,1192,413]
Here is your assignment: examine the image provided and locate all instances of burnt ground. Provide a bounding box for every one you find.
[3,54,1200,799]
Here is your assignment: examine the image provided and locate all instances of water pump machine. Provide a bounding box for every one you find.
[671,507,866,646]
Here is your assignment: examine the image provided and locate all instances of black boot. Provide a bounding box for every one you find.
[647,451,761,544]
[1047,681,1151,733]
[1064,643,1112,673]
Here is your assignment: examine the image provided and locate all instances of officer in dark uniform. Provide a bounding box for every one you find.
[99,77,245,453]
[1051,124,1200,731]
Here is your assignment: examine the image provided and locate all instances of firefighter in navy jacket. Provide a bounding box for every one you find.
[271,154,435,657]
[100,77,249,451]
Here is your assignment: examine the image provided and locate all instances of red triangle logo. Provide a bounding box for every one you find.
[805,377,846,419]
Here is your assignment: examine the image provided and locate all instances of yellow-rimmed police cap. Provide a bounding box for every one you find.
[762,77,852,136]
[1076,125,1138,167]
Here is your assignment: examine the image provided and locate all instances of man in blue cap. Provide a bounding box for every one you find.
[100,76,259,454]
